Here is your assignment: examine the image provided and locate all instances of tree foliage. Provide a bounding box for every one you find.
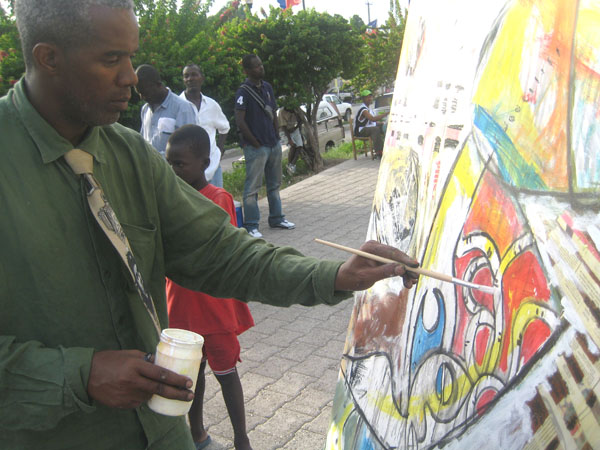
[351,7,406,95]
[223,7,362,170]
[0,6,24,95]
[0,0,406,172]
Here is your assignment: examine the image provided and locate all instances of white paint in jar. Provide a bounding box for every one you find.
[147,328,204,416]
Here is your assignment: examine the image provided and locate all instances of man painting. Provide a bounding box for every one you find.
[0,1,418,448]
[234,54,295,238]
[180,64,230,188]
[136,63,197,156]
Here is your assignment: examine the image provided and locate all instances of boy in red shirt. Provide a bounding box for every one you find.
[165,125,254,450]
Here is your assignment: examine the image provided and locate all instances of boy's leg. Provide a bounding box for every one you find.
[215,370,252,450]
[189,360,210,444]
[204,333,252,449]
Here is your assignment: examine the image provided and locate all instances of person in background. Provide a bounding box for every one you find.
[234,54,295,238]
[354,89,389,159]
[165,125,255,450]
[136,63,197,156]
[180,64,230,187]
[278,106,304,175]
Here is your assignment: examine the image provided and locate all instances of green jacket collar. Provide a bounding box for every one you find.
[10,78,107,165]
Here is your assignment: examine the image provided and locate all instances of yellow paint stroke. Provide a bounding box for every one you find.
[473,0,577,191]
[326,395,357,450]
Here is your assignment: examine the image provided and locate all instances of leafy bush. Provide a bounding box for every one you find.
[0,8,24,96]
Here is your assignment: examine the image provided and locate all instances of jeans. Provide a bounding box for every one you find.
[242,143,284,230]
[210,165,223,188]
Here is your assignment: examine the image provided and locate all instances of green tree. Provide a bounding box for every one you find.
[351,7,406,95]
[124,0,243,133]
[0,6,24,96]
[349,14,366,32]
[225,8,361,171]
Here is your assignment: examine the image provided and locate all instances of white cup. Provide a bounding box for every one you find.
[147,328,204,416]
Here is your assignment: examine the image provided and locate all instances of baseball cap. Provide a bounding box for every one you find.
[360,89,372,97]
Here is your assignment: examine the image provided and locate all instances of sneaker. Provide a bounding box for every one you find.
[247,228,263,238]
[286,163,296,175]
[270,219,295,230]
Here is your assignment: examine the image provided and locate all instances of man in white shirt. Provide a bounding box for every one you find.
[135,64,197,156]
[180,64,230,187]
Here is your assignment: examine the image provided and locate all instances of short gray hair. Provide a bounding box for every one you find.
[15,0,134,69]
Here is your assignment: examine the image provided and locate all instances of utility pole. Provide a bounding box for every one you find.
[366,1,372,24]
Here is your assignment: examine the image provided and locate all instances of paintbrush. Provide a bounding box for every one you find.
[314,238,497,295]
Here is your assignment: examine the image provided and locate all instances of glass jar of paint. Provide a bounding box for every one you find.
[147,328,204,416]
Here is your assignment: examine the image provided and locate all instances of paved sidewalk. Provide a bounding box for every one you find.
[202,155,381,449]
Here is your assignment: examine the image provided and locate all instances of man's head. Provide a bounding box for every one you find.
[242,54,264,81]
[15,0,134,71]
[165,124,211,190]
[182,64,204,93]
[14,0,138,139]
[135,64,167,106]
[360,89,373,106]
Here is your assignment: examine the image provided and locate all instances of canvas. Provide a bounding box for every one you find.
[327,0,600,448]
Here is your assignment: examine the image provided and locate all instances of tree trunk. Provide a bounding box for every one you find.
[294,106,323,172]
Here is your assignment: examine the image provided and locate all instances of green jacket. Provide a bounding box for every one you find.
[0,79,346,449]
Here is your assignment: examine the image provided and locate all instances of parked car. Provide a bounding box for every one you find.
[322,93,353,122]
[373,92,394,116]
[326,89,354,104]
[315,102,346,151]
[282,102,345,153]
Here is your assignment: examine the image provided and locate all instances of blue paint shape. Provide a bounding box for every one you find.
[358,423,376,450]
[436,364,445,396]
[411,289,445,373]
[473,105,547,190]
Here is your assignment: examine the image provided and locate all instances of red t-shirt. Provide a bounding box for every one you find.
[166,184,254,336]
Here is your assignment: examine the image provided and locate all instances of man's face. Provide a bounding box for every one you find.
[363,95,374,106]
[183,66,204,91]
[245,57,265,80]
[165,142,208,188]
[135,79,163,105]
[57,5,139,127]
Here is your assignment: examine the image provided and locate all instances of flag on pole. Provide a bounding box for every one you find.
[277,0,301,9]
[367,19,377,28]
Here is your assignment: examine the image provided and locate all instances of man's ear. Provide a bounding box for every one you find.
[31,43,62,74]
[204,157,211,171]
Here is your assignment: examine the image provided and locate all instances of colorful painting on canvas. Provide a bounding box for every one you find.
[327,0,600,448]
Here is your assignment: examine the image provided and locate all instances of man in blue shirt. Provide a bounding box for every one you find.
[234,54,295,238]
[136,64,197,156]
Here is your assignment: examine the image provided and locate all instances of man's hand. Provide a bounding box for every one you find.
[334,240,419,291]
[87,350,194,409]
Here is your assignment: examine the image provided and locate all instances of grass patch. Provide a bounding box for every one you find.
[322,141,355,160]
[223,141,356,202]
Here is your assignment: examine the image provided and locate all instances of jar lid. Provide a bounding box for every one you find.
[161,328,204,346]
